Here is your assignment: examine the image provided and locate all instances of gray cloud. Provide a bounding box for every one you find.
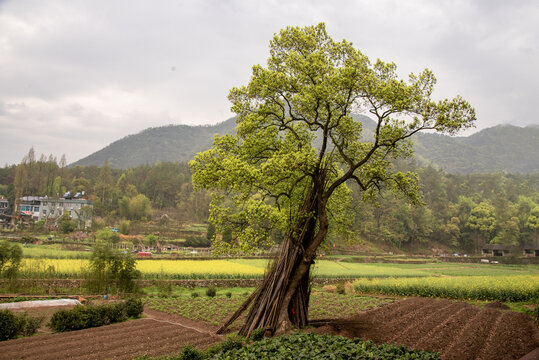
[1,0,537,165]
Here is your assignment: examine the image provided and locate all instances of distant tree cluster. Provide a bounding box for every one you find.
[351,164,539,252]
[0,151,209,225]
[1,150,537,253]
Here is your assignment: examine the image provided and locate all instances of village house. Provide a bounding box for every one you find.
[17,193,93,228]
[523,244,539,257]
[481,244,510,257]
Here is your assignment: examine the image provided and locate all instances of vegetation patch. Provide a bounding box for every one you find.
[137,332,440,359]
[0,309,43,341]
[354,275,539,302]
[48,298,143,332]
[144,290,392,327]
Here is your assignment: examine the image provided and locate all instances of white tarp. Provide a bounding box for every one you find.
[0,299,81,309]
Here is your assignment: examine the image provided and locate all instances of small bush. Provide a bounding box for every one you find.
[0,310,21,341]
[249,328,266,342]
[17,313,44,337]
[225,292,232,298]
[178,345,203,360]
[336,282,346,295]
[125,298,144,318]
[49,299,143,332]
[205,334,245,358]
[0,310,43,341]
[206,287,217,298]
[191,292,199,298]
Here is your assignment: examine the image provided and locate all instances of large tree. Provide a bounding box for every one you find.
[190,23,475,336]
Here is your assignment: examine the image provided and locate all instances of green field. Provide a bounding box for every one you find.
[353,275,539,302]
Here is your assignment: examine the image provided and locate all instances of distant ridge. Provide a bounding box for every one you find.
[71,116,539,174]
[71,118,237,169]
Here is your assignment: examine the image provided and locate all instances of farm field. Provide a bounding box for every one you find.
[18,258,539,279]
[0,296,536,360]
[144,291,393,327]
[354,275,539,302]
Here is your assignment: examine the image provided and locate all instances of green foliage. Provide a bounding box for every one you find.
[178,345,203,360]
[209,332,440,359]
[87,244,140,293]
[119,194,152,220]
[183,235,211,248]
[205,286,217,297]
[57,213,77,234]
[354,275,538,302]
[0,310,43,341]
[124,298,144,318]
[96,228,120,244]
[249,328,266,342]
[204,334,245,358]
[0,241,22,278]
[0,310,21,340]
[48,300,142,332]
[206,222,216,241]
[191,292,199,298]
[119,220,131,235]
[145,234,157,247]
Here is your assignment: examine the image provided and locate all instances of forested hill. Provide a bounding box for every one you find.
[71,119,237,169]
[71,116,539,174]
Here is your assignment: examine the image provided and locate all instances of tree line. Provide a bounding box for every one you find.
[1,148,537,252]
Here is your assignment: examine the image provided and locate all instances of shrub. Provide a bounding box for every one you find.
[0,241,22,279]
[87,244,140,293]
[249,328,266,342]
[183,236,211,248]
[49,299,143,332]
[191,292,199,298]
[205,334,245,358]
[0,310,43,341]
[124,298,144,318]
[119,220,131,235]
[336,282,346,295]
[226,291,232,298]
[0,310,20,341]
[178,345,203,360]
[58,213,77,233]
[206,286,217,297]
[17,313,44,337]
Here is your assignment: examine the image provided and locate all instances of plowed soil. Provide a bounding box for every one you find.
[0,298,537,360]
[309,297,539,360]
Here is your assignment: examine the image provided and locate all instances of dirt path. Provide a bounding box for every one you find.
[0,298,537,359]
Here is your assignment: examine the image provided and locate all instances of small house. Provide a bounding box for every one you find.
[481,244,510,257]
[523,244,539,257]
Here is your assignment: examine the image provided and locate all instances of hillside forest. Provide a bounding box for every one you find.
[1,148,538,254]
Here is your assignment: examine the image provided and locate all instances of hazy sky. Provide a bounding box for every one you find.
[1,0,538,165]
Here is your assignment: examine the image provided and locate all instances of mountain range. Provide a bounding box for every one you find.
[71,116,539,174]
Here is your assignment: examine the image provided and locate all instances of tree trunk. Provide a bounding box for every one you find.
[217,188,329,337]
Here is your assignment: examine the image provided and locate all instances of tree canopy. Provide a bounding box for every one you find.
[191,23,476,253]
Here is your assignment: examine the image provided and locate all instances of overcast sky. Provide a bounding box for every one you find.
[1,0,538,165]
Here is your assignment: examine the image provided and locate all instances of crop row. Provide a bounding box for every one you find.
[18,259,435,279]
[353,275,539,302]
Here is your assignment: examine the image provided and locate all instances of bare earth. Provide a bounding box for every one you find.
[0,298,537,360]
